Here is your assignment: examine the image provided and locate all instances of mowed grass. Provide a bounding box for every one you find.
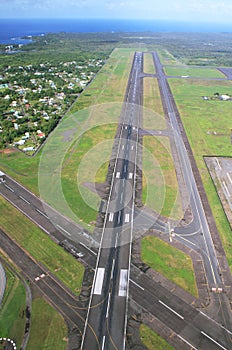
[0,267,26,346]
[140,324,175,350]
[27,296,67,350]
[143,53,156,74]
[164,66,225,78]
[61,123,117,227]
[142,136,183,220]
[69,48,137,113]
[141,236,198,297]
[169,78,232,270]
[143,77,166,130]
[0,196,84,295]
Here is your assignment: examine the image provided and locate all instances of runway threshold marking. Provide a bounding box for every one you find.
[125,213,130,223]
[201,331,228,350]
[128,172,133,180]
[109,213,114,222]
[94,268,105,295]
[118,269,128,297]
[158,300,184,320]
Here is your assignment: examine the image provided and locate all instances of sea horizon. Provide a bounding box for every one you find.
[1,18,232,44]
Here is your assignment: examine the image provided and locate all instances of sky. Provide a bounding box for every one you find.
[1,0,232,23]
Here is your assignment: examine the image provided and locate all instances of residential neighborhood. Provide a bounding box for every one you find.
[0,56,104,153]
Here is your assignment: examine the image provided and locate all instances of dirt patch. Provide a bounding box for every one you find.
[0,147,18,155]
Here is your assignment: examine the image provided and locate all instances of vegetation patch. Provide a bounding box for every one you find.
[164,66,225,78]
[143,53,156,74]
[0,267,26,347]
[141,236,198,297]
[169,78,232,270]
[0,196,84,295]
[140,324,175,350]
[143,78,166,130]
[142,136,183,220]
[27,296,67,350]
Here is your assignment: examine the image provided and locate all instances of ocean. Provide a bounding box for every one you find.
[1,18,232,44]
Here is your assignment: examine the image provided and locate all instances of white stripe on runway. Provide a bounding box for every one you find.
[94,268,105,295]
[116,172,120,179]
[125,213,130,223]
[119,269,128,297]
[109,213,114,222]
[128,173,133,180]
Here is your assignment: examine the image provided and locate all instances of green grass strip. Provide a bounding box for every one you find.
[0,267,26,346]
[140,324,175,350]
[141,236,198,297]
[27,297,67,350]
[0,196,84,295]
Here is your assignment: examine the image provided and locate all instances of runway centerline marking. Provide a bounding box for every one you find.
[106,293,111,318]
[129,279,144,291]
[19,195,30,205]
[35,208,49,219]
[102,336,106,350]
[94,268,105,295]
[177,335,197,350]
[201,331,228,350]
[56,224,71,237]
[4,184,14,192]
[158,300,184,320]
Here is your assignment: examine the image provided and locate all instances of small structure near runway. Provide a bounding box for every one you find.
[0,171,5,182]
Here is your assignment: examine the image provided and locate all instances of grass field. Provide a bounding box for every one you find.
[143,77,166,130]
[143,53,156,74]
[0,267,26,347]
[142,136,183,220]
[164,66,225,78]
[169,78,232,271]
[27,296,67,350]
[141,236,198,297]
[0,48,137,230]
[140,324,175,350]
[61,124,117,227]
[0,196,84,295]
